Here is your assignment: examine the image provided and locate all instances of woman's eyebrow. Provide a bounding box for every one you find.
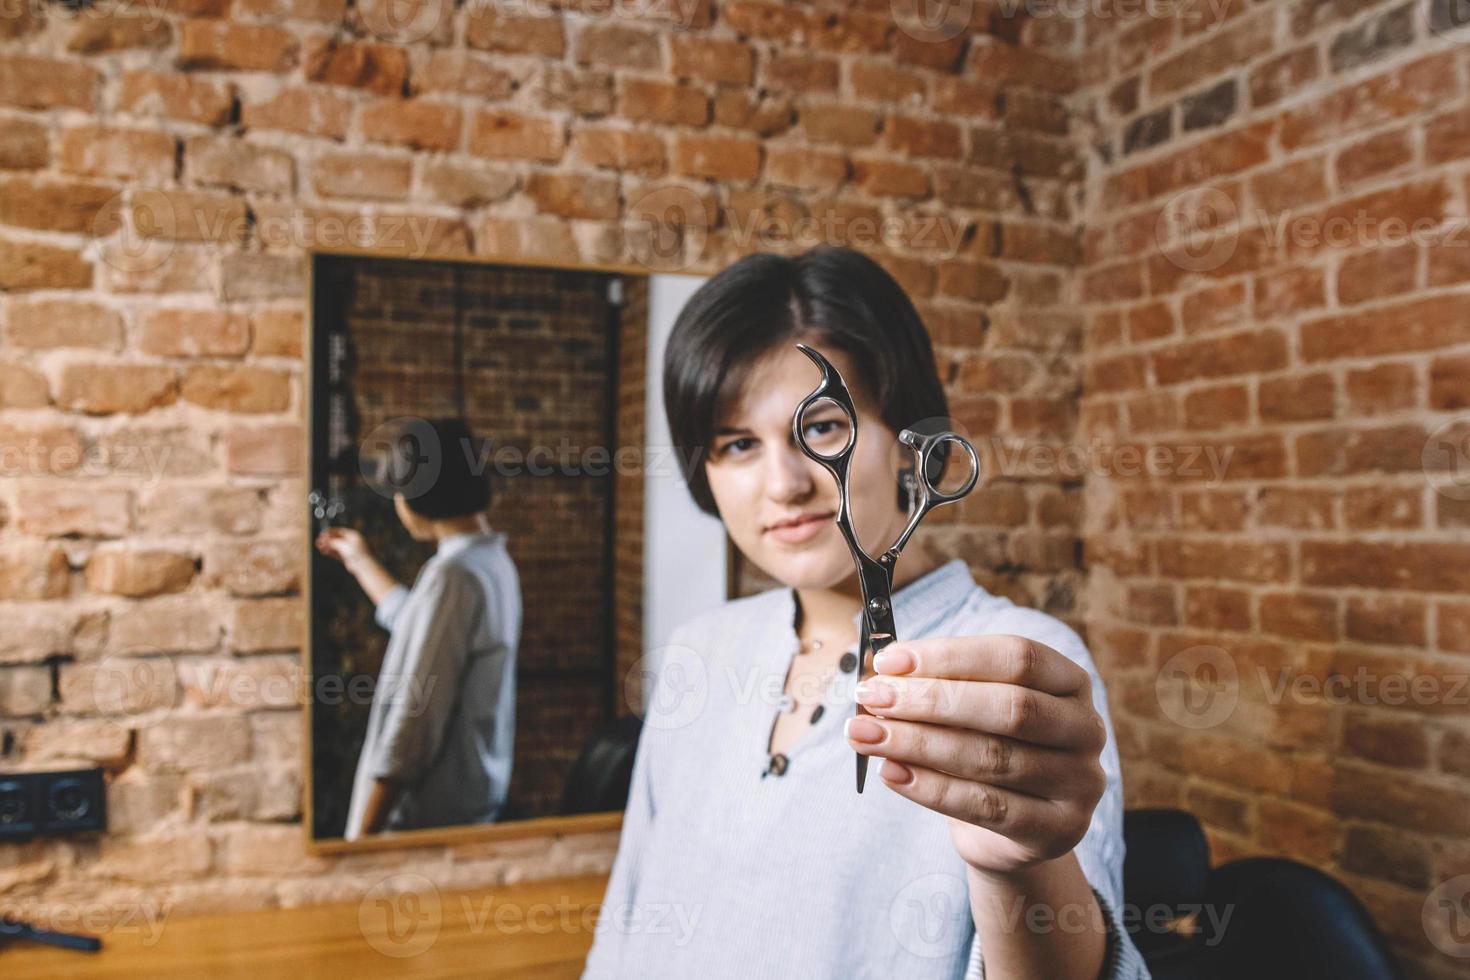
[714,425,751,436]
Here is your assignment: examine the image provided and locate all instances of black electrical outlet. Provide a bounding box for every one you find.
[0,769,106,841]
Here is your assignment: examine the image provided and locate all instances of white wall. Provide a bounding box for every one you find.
[643,274,727,651]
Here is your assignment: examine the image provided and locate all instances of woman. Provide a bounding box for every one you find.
[316,417,522,841]
[581,248,1148,978]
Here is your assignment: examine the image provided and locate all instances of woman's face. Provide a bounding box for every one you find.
[704,342,909,592]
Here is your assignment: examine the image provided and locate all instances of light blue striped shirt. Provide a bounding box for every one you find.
[581,558,1150,979]
[345,530,521,839]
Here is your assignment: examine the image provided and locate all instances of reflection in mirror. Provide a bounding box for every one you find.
[305,253,719,846]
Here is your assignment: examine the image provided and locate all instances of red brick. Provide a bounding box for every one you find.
[57,363,177,415]
[569,127,664,178]
[58,126,174,182]
[6,300,123,350]
[1346,596,1426,647]
[967,37,1077,95]
[360,99,462,151]
[763,146,847,192]
[1253,266,1326,319]
[1260,592,1339,641]
[0,177,122,235]
[181,365,291,413]
[0,56,100,111]
[310,152,411,201]
[303,38,406,96]
[851,157,927,198]
[464,10,564,57]
[1157,539,1290,583]
[66,12,173,53]
[1148,12,1272,97]
[1249,157,1328,214]
[1248,46,1320,108]
[799,104,880,147]
[469,112,566,162]
[617,79,708,127]
[85,549,195,597]
[1257,487,1334,530]
[0,238,91,290]
[1343,486,1422,530]
[1295,423,1426,477]
[1430,354,1470,410]
[1343,712,1429,768]
[669,35,753,86]
[1183,383,1248,430]
[1345,362,1417,415]
[136,308,249,358]
[758,53,840,92]
[1280,52,1453,151]
[240,87,353,139]
[1304,294,1470,362]
[178,20,296,72]
[1153,329,1287,385]
[118,70,233,126]
[525,172,619,220]
[883,116,962,160]
[1303,541,1470,592]
[673,136,760,182]
[1336,128,1412,188]
[575,24,661,71]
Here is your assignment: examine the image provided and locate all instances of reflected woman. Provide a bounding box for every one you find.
[316,417,522,841]
[582,248,1149,978]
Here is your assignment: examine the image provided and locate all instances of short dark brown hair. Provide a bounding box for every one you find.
[662,245,950,516]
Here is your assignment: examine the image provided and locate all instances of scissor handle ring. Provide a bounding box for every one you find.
[901,429,981,506]
[792,344,858,464]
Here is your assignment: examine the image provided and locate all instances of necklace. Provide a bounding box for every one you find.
[762,633,861,779]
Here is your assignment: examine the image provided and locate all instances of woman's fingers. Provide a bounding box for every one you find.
[875,758,1075,854]
[856,677,1105,751]
[846,715,1095,800]
[875,634,1089,697]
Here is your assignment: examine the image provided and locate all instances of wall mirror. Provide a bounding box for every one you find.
[303,249,722,852]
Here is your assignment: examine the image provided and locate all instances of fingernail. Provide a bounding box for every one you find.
[844,716,887,744]
[880,760,914,786]
[854,680,895,708]
[873,647,914,675]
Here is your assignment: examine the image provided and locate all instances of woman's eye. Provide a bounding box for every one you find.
[720,437,755,457]
[803,418,847,447]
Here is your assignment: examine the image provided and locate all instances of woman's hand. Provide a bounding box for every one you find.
[315,527,371,567]
[844,634,1108,878]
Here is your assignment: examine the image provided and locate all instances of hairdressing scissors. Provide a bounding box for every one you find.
[792,343,981,792]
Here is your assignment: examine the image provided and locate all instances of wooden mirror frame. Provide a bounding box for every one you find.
[300,244,679,856]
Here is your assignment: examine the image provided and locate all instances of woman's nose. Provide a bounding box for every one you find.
[764,442,816,503]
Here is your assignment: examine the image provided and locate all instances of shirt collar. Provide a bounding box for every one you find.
[437,529,503,558]
[778,557,977,643]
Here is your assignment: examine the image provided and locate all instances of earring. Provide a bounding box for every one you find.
[897,464,917,513]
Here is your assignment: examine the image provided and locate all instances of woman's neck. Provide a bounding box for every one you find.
[792,548,940,642]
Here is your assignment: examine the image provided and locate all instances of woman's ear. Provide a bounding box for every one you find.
[896,464,916,513]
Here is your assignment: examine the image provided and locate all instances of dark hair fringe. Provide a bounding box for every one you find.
[662,245,951,516]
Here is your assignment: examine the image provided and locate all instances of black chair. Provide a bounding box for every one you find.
[1122,808,1402,980]
[558,713,643,815]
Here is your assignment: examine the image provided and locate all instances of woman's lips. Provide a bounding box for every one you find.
[765,512,834,544]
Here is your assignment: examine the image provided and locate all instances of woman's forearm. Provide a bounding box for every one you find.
[346,555,400,606]
[966,852,1108,980]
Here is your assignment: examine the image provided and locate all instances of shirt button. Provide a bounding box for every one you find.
[810,704,825,723]
[768,753,789,777]
[839,651,858,673]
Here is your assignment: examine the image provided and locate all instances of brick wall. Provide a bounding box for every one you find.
[0,0,1082,928]
[1073,1,1469,975]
